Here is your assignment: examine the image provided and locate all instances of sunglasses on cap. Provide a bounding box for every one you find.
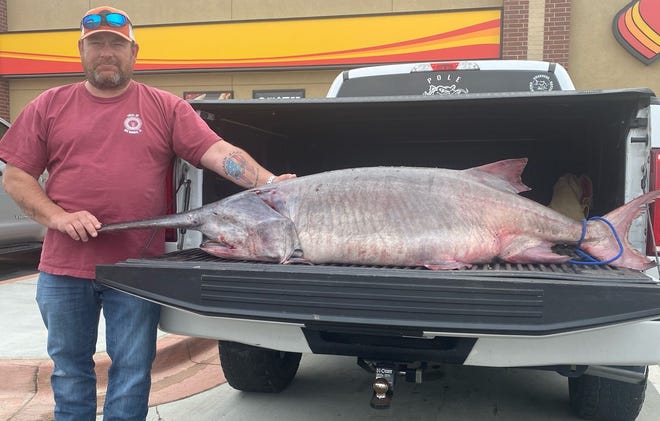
[81,12,130,29]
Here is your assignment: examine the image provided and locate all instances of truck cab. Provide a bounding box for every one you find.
[326,60,575,97]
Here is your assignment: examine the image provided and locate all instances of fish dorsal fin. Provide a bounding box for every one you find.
[464,158,531,194]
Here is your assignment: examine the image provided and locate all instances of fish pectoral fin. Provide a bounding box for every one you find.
[284,256,313,265]
[500,239,569,264]
[283,249,312,265]
[424,260,473,270]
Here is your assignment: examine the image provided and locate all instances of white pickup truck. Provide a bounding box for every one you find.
[96,60,660,421]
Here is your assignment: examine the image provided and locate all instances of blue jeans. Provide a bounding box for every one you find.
[36,272,161,421]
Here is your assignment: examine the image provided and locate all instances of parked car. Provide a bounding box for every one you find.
[0,117,46,254]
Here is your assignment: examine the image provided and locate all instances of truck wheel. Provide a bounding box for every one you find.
[218,340,302,393]
[568,366,647,421]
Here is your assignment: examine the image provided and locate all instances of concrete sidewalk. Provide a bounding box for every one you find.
[0,275,225,421]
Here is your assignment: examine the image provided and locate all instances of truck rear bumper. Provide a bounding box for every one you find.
[159,306,660,367]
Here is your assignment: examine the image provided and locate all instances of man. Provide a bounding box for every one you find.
[0,6,294,421]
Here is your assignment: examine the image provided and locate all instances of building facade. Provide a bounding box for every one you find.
[0,0,657,121]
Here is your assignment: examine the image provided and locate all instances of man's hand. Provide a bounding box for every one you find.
[51,210,102,242]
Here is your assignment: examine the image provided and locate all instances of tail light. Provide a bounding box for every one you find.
[647,149,660,254]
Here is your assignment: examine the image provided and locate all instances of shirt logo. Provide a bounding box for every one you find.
[124,114,143,134]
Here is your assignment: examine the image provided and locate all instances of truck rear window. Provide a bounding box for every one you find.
[335,70,562,97]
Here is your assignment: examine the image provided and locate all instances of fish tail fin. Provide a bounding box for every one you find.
[582,190,660,270]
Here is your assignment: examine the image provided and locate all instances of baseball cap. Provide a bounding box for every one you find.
[80,6,135,42]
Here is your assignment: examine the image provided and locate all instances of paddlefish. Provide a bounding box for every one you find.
[100,159,660,270]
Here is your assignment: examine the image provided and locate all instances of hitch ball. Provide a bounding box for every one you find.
[373,378,390,398]
[370,378,393,409]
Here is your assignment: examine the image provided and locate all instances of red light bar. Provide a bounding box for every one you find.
[430,62,459,71]
[411,62,480,73]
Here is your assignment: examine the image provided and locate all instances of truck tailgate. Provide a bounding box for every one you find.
[96,249,660,336]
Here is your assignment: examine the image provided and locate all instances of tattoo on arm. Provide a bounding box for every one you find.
[223,152,259,187]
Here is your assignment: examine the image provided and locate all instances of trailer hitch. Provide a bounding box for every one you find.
[371,365,395,409]
[359,360,433,409]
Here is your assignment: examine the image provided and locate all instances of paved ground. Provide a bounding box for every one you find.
[144,357,660,421]
[0,275,224,421]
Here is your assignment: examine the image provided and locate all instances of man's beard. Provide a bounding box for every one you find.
[85,61,132,90]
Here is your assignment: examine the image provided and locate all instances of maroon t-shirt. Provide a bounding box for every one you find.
[0,81,220,278]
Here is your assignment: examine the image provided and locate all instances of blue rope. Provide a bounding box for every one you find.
[567,216,624,266]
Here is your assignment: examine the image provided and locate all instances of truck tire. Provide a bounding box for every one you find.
[568,366,648,421]
[218,340,302,393]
